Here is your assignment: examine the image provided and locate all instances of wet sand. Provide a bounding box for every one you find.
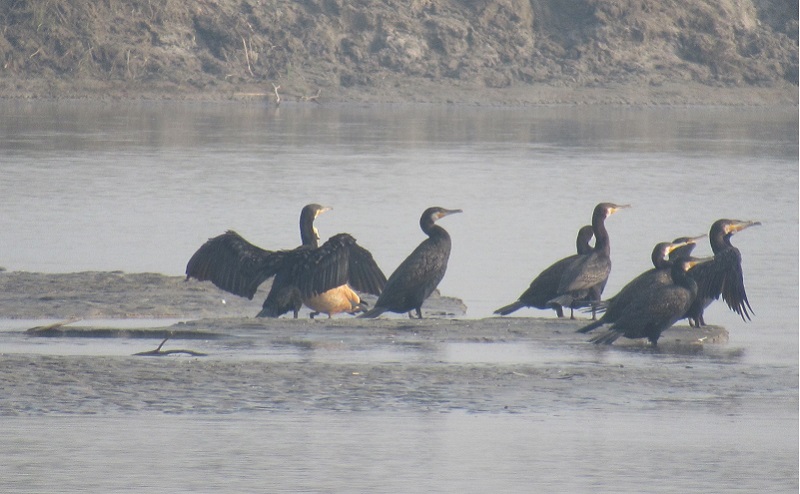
[0,271,743,416]
[1,270,726,351]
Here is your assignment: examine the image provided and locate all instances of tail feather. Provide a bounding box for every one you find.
[494,300,525,316]
[547,294,573,309]
[577,319,604,334]
[358,306,388,319]
[589,330,622,345]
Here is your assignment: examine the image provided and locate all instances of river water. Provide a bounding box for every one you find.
[0,101,797,492]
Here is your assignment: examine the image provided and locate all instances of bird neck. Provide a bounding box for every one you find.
[576,231,594,255]
[423,222,449,241]
[300,217,319,248]
[592,214,610,255]
[671,264,697,293]
[651,250,672,269]
[708,227,731,254]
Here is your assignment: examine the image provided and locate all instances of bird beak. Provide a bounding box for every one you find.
[685,256,714,269]
[609,204,631,215]
[665,239,692,254]
[437,208,463,220]
[316,206,333,218]
[727,220,761,234]
[685,234,707,244]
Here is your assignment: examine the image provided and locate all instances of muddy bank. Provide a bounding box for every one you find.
[24,315,729,350]
[0,0,796,106]
[0,271,727,350]
[0,270,465,320]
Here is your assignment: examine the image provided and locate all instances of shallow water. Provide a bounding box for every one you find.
[0,101,797,492]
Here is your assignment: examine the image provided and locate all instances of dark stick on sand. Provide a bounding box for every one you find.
[134,336,207,357]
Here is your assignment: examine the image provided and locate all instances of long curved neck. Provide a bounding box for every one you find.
[576,228,594,255]
[592,210,610,256]
[422,220,449,242]
[708,228,729,254]
[299,212,319,248]
[652,248,672,269]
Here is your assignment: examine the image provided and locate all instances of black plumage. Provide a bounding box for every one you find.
[589,257,710,346]
[185,204,386,318]
[578,236,702,334]
[359,207,461,319]
[546,202,629,318]
[494,225,594,318]
[685,219,760,326]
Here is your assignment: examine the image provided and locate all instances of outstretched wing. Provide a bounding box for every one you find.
[690,247,753,321]
[716,248,753,320]
[294,233,387,297]
[185,230,286,299]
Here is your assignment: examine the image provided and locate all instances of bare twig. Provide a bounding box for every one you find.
[27,317,82,333]
[272,83,281,106]
[302,89,322,104]
[134,336,207,357]
[241,36,254,77]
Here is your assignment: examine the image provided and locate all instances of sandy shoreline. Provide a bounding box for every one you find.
[1,79,797,107]
[0,271,728,350]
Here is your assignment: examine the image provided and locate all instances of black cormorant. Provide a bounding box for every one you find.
[578,236,702,334]
[546,202,630,318]
[669,236,701,262]
[494,225,594,318]
[685,219,760,327]
[359,207,461,319]
[589,256,711,346]
[185,204,386,318]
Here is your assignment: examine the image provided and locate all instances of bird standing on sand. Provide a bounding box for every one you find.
[359,207,461,319]
[588,256,711,346]
[685,219,760,326]
[546,202,630,319]
[494,225,594,318]
[578,236,702,335]
[185,204,386,318]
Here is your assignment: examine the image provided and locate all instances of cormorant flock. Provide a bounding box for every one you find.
[186,202,759,347]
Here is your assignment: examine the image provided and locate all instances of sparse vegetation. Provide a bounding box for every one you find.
[0,0,796,101]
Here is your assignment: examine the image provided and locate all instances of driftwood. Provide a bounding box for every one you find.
[27,318,82,334]
[134,337,207,357]
[271,83,281,106]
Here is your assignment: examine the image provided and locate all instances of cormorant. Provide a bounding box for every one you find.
[578,236,702,334]
[494,225,594,318]
[546,202,630,318]
[669,236,701,262]
[359,207,461,319]
[589,256,711,346]
[685,219,760,327]
[185,204,386,318]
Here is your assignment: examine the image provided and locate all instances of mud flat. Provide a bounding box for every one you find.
[24,315,728,351]
[0,271,727,352]
[0,270,465,320]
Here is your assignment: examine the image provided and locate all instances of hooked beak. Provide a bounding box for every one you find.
[684,233,707,244]
[436,208,463,220]
[727,220,761,234]
[684,256,714,270]
[609,204,631,215]
[665,239,692,255]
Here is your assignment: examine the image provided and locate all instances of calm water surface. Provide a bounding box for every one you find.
[0,101,797,492]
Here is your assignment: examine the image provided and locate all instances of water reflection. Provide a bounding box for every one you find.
[3,101,795,156]
[0,101,796,492]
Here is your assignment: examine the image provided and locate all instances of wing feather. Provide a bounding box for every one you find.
[185,230,284,299]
